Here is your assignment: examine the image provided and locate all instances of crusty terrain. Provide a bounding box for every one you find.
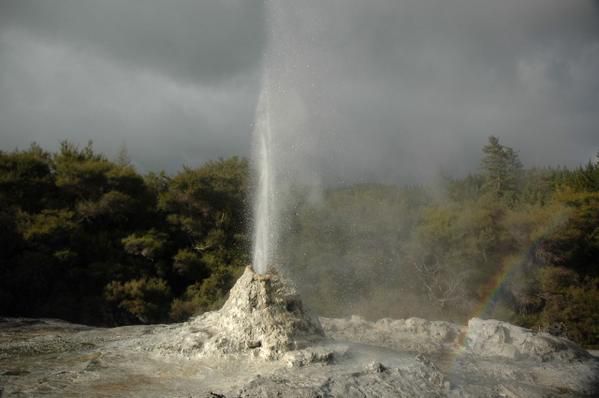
[1,268,597,397]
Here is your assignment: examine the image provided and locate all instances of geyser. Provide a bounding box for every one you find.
[251,2,313,275]
[252,86,277,274]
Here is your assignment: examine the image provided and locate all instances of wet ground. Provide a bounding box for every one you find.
[1,317,597,397]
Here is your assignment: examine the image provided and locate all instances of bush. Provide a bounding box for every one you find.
[105,277,172,323]
[535,267,599,347]
[173,249,206,281]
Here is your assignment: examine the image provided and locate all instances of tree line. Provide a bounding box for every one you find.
[280,136,598,348]
[0,141,249,325]
[1,137,597,347]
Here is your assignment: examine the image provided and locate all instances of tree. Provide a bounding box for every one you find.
[0,143,55,212]
[105,277,172,323]
[481,136,523,205]
[0,141,251,326]
[158,157,250,269]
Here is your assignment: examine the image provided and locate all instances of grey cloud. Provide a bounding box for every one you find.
[0,0,598,181]
[0,0,267,84]
[0,0,265,172]
[0,28,258,172]
[264,0,599,183]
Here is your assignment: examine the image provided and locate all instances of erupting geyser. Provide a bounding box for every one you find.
[251,1,292,275]
[252,86,277,275]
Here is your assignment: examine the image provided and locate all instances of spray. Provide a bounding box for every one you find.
[252,84,278,274]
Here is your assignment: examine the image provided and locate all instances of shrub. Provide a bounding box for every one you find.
[105,277,171,323]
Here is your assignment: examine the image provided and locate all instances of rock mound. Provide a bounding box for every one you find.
[157,266,324,359]
[321,316,590,362]
[464,318,591,361]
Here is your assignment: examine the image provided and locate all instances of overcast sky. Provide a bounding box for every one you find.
[1,0,598,183]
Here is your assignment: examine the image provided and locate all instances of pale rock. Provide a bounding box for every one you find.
[154,266,324,360]
[464,318,591,361]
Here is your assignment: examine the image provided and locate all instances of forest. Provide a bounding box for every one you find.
[1,137,597,347]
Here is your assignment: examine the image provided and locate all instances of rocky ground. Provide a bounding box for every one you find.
[1,267,598,397]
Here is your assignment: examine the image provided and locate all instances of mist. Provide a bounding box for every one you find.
[246,1,599,326]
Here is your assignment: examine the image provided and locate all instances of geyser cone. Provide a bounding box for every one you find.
[193,266,324,359]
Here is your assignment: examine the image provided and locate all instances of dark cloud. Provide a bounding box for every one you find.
[0,0,266,84]
[0,0,265,171]
[264,0,599,183]
[0,0,597,181]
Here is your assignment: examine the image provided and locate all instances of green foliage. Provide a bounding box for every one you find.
[105,277,172,323]
[537,267,599,347]
[519,168,555,205]
[481,136,523,206]
[54,141,112,201]
[0,142,249,326]
[0,143,54,212]
[20,209,77,243]
[77,191,135,224]
[169,266,242,321]
[159,158,248,237]
[446,174,484,202]
[1,139,597,349]
[539,266,579,294]
[173,248,207,281]
[122,230,168,260]
[558,153,599,192]
[0,204,21,260]
[537,190,599,275]
[281,140,598,347]
[159,157,250,270]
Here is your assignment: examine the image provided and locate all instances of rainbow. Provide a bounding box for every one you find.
[448,204,569,362]
[446,255,522,357]
[470,254,523,320]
